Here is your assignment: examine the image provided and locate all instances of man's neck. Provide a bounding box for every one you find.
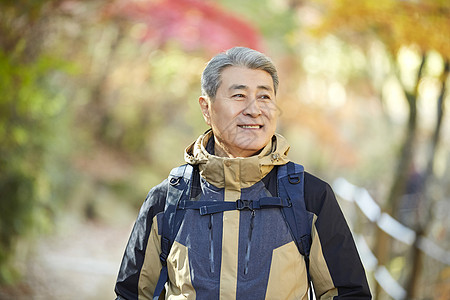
[214,143,233,158]
[213,140,259,158]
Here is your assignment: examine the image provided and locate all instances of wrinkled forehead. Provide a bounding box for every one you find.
[218,66,275,92]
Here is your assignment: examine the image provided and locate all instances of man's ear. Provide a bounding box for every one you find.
[199,96,211,126]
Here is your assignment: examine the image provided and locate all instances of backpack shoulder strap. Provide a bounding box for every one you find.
[277,161,314,298]
[277,162,313,256]
[153,164,197,300]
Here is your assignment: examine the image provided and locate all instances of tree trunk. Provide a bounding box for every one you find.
[387,54,426,217]
[405,59,449,299]
[374,53,426,299]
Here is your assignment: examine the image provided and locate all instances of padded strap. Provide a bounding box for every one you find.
[278,162,311,254]
[278,162,314,298]
[154,164,195,300]
[152,266,168,300]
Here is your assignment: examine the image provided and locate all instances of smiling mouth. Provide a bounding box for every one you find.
[239,125,263,129]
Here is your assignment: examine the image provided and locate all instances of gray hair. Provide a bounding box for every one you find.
[201,47,279,99]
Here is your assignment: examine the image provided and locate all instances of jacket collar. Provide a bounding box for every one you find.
[184,130,290,190]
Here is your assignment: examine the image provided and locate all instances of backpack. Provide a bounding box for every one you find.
[153,162,314,300]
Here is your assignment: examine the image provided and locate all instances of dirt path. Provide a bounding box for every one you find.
[0,217,133,300]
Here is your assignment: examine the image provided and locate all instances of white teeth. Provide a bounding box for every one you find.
[240,125,260,129]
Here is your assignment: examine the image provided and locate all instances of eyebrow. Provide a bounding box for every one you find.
[229,84,273,92]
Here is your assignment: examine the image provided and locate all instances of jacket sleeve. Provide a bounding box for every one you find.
[114,180,168,300]
[304,173,371,299]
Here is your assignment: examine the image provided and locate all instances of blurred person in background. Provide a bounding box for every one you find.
[115,47,371,299]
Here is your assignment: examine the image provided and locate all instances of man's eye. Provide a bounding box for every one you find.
[232,94,245,99]
[259,95,271,100]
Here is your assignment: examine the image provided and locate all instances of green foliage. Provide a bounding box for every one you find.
[217,0,298,50]
[0,44,70,283]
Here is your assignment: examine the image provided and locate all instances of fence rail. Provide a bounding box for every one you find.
[333,177,450,300]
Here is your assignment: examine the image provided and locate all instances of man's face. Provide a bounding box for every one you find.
[199,66,278,158]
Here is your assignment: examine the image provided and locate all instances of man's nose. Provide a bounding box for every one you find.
[242,99,262,117]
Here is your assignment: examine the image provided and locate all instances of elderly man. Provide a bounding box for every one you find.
[115,47,371,299]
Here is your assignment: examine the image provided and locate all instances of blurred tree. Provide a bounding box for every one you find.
[0,0,72,283]
[310,0,450,298]
[107,0,263,54]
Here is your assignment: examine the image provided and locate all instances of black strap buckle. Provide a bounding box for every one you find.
[159,237,170,265]
[159,252,168,266]
[236,199,253,211]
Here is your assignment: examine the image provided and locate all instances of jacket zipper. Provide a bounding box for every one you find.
[208,214,214,273]
[244,210,255,275]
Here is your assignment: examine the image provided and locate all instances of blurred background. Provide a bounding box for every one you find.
[0,0,449,299]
